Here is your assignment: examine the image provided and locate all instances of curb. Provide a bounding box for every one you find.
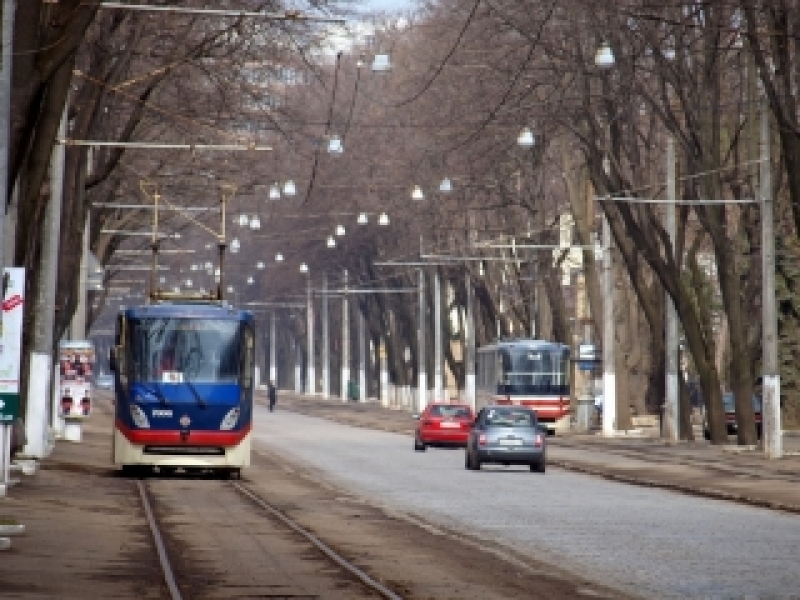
[549,458,800,516]
[0,523,25,536]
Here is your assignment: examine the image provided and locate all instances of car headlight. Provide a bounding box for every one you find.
[220,407,240,431]
[130,405,150,428]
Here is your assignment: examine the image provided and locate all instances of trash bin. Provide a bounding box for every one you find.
[347,379,359,402]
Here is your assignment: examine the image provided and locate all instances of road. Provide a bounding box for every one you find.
[252,404,800,600]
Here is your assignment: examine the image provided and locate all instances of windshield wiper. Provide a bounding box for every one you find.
[183,367,207,409]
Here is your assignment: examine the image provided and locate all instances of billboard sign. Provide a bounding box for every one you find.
[58,340,95,419]
[0,268,25,423]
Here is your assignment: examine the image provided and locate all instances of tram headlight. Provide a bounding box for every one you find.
[130,405,150,428]
[220,407,240,430]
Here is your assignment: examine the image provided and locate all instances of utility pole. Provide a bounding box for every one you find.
[434,268,443,401]
[358,307,366,403]
[341,269,350,401]
[306,273,314,395]
[465,271,476,409]
[602,215,616,436]
[760,93,782,458]
[664,137,679,441]
[269,311,277,385]
[322,273,329,398]
[418,268,427,413]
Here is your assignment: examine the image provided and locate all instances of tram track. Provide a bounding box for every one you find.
[553,436,800,484]
[134,473,400,599]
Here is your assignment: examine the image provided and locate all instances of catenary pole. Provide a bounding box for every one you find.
[434,268,442,401]
[760,93,782,458]
[602,214,616,436]
[306,273,314,395]
[358,307,366,403]
[418,268,427,413]
[341,270,350,401]
[664,137,679,441]
[269,311,277,385]
[322,273,329,398]
[465,271,476,409]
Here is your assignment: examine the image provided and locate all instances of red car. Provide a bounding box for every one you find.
[413,403,475,451]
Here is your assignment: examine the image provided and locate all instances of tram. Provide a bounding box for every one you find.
[476,339,571,433]
[110,299,255,477]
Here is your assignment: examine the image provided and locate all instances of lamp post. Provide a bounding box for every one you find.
[596,43,617,438]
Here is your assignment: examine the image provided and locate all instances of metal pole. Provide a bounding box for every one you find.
[664,137,679,441]
[602,215,616,436]
[269,311,277,386]
[358,307,366,403]
[306,273,314,395]
[760,93,782,458]
[465,272,476,409]
[341,270,350,401]
[434,268,443,401]
[418,268,427,412]
[322,273,329,398]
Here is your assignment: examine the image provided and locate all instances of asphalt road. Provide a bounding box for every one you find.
[252,404,800,600]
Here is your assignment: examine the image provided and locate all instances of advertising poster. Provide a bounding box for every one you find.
[58,341,95,419]
[0,268,25,424]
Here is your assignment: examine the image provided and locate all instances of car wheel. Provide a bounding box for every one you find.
[471,452,482,471]
[530,460,546,473]
[414,433,427,452]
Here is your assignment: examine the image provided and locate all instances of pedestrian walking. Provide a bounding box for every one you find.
[268,380,277,412]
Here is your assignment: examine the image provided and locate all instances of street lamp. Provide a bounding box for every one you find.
[327,135,343,155]
[517,127,536,147]
[595,42,615,68]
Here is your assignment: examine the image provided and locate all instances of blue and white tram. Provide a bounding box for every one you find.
[476,339,571,433]
[110,301,255,476]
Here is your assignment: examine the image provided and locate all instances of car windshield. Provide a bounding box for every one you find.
[723,393,763,412]
[429,405,472,419]
[484,407,536,427]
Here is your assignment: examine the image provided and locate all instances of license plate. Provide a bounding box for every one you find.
[440,421,460,428]
[498,438,522,446]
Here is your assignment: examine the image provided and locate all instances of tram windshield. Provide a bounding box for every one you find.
[129,318,242,384]
[499,346,569,395]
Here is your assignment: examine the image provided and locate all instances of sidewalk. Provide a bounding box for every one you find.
[274,391,800,515]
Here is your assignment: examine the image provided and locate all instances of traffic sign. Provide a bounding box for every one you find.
[0,393,19,422]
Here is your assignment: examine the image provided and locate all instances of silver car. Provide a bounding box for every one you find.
[465,405,547,472]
